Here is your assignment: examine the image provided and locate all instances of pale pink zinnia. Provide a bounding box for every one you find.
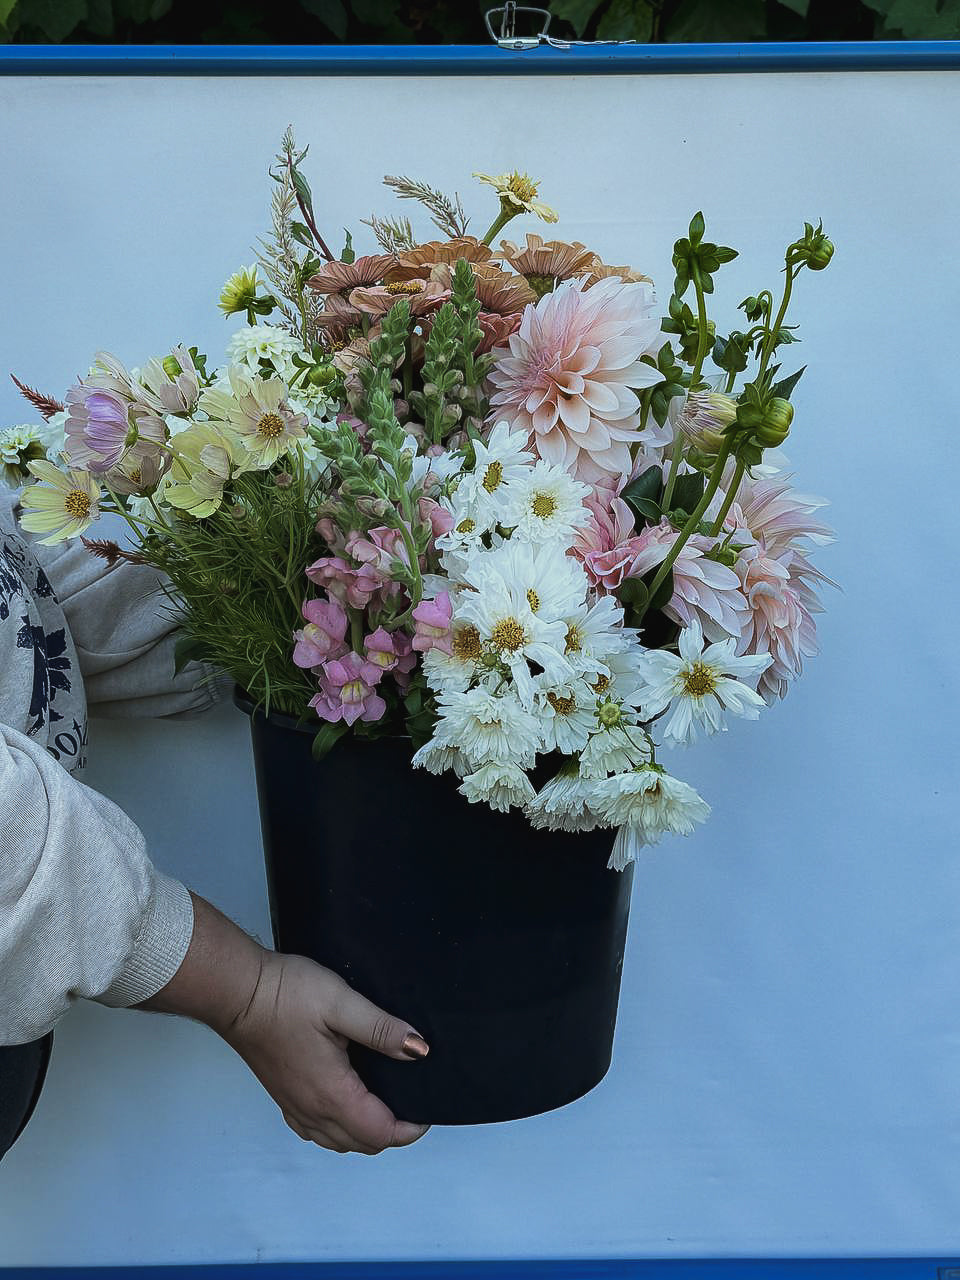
[487,276,668,484]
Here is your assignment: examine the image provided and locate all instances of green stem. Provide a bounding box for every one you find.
[758,266,797,378]
[481,203,518,247]
[663,265,710,513]
[708,457,745,537]
[642,439,733,616]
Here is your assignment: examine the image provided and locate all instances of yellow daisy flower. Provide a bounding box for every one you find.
[473,171,558,223]
[20,459,100,545]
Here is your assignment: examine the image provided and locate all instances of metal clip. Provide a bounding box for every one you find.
[484,3,552,51]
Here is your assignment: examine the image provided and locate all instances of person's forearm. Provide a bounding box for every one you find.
[134,892,265,1037]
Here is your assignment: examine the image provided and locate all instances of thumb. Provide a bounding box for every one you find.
[328,983,430,1062]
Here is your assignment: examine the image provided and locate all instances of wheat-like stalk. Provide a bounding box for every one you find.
[382,174,470,239]
[361,213,416,253]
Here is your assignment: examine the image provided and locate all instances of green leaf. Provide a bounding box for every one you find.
[775,0,809,14]
[672,471,706,515]
[0,0,17,24]
[298,0,347,38]
[596,0,657,39]
[311,720,349,761]
[664,0,768,40]
[290,221,314,248]
[863,0,960,36]
[647,567,675,614]
[688,212,705,246]
[617,577,649,612]
[173,633,206,677]
[13,0,87,38]
[770,365,806,401]
[621,465,663,527]
[548,0,605,37]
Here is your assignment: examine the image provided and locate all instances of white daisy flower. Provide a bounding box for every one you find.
[459,761,537,813]
[561,593,634,678]
[504,459,592,545]
[594,768,711,857]
[484,537,589,624]
[19,459,100,544]
[422,621,485,695]
[534,680,596,755]
[635,619,772,745]
[434,686,542,768]
[584,646,646,711]
[525,766,608,833]
[411,739,472,778]
[457,420,533,522]
[579,723,652,780]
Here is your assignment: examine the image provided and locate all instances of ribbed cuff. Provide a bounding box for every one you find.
[96,873,195,1009]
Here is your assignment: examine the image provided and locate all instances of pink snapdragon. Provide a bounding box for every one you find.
[363,626,405,674]
[305,555,385,609]
[292,597,349,670]
[412,593,453,655]
[392,631,417,692]
[309,651,386,726]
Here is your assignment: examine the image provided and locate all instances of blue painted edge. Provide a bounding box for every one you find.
[3,1260,960,1277]
[1,40,960,74]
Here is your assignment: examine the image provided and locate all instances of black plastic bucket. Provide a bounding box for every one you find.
[236,690,634,1125]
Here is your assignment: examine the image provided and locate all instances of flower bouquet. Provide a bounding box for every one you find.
[11,130,834,1122]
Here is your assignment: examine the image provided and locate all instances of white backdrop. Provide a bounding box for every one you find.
[1,67,959,1264]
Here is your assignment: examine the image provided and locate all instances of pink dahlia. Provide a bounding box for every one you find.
[487,276,667,484]
[735,544,826,703]
[722,469,834,556]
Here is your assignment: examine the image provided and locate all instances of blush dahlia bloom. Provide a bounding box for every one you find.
[488,277,667,483]
[735,545,825,704]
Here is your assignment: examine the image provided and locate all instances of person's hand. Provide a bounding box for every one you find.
[221,949,431,1154]
[137,893,430,1155]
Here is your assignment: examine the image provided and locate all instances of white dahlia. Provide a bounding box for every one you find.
[505,459,592,544]
[459,761,537,813]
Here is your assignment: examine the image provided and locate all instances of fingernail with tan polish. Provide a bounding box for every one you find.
[402,1032,430,1060]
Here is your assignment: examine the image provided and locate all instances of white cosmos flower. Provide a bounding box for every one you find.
[526,767,608,833]
[635,619,772,745]
[459,761,537,813]
[586,646,645,710]
[434,686,542,768]
[411,739,472,778]
[19,459,100,544]
[579,723,652,780]
[534,680,596,755]
[483,537,588,623]
[457,420,533,523]
[594,768,711,863]
[505,459,592,545]
[561,592,633,678]
[421,622,485,695]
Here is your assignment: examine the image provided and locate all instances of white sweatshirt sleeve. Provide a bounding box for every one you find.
[0,720,195,1045]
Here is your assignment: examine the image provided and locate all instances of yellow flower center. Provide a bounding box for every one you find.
[507,172,539,203]
[682,661,718,698]
[526,588,540,612]
[491,617,526,653]
[591,674,610,694]
[456,518,476,534]
[64,489,91,520]
[531,491,557,519]
[386,280,424,294]
[482,460,503,493]
[564,624,582,654]
[257,412,285,439]
[452,624,482,662]
[547,691,576,716]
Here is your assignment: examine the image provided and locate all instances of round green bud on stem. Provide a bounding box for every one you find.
[162,355,183,380]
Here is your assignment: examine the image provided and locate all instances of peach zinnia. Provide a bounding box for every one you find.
[500,234,597,297]
[487,276,667,483]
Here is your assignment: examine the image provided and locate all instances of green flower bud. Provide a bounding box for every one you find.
[755,397,794,446]
[308,364,337,387]
[804,237,833,270]
[162,355,183,380]
[598,700,622,728]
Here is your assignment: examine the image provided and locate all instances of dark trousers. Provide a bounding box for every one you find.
[0,1034,53,1161]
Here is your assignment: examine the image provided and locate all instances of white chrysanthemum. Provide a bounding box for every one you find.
[504,459,592,544]
[534,681,596,755]
[635,619,772,745]
[561,593,633,678]
[484,537,589,624]
[459,761,537,813]
[594,767,711,844]
[411,739,472,778]
[457,420,533,522]
[226,324,305,381]
[421,621,485,694]
[454,551,573,704]
[19,459,100,544]
[1,425,48,487]
[579,723,652,780]
[525,768,608,833]
[434,686,541,769]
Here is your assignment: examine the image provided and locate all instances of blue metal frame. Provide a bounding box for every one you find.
[2,35,958,1279]
[4,1261,960,1278]
[1,41,960,75]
